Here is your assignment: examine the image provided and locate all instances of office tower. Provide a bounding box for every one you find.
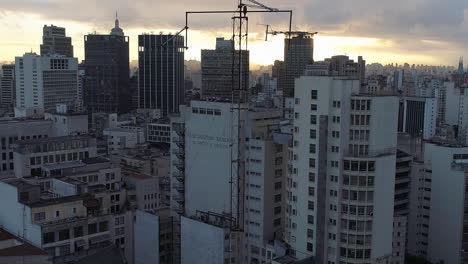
[138,34,185,116]
[283,33,314,97]
[285,75,399,263]
[0,64,15,108]
[15,53,79,112]
[398,97,437,140]
[201,37,249,102]
[84,16,130,114]
[40,25,74,57]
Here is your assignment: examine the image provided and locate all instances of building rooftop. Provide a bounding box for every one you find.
[4,179,37,189]
[0,228,48,257]
[26,194,89,208]
[75,246,125,264]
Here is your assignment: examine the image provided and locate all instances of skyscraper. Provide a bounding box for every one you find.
[84,15,130,114]
[285,75,399,263]
[283,33,314,97]
[201,37,249,102]
[138,34,185,116]
[40,25,74,57]
[0,64,15,108]
[15,53,79,112]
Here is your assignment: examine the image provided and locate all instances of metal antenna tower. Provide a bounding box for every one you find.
[179,2,293,263]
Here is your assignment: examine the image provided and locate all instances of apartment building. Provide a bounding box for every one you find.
[285,75,399,264]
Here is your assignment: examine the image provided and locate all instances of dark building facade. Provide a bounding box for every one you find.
[201,37,249,102]
[283,34,314,97]
[84,18,130,114]
[0,64,15,109]
[138,34,185,116]
[40,25,74,57]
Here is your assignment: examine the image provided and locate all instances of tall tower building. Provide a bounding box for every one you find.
[40,25,74,57]
[201,37,249,102]
[0,64,15,108]
[285,75,399,263]
[138,34,185,116]
[84,14,130,114]
[15,53,79,112]
[283,33,314,97]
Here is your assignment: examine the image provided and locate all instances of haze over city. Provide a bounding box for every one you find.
[1,0,468,65]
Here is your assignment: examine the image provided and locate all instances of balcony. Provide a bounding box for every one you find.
[173,194,185,203]
[172,137,185,148]
[345,147,396,158]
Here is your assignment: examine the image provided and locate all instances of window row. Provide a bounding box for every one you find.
[343,160,375,172]
[341,204,373,216]
[340,219,373,232]
[192,107,222,116]
[30,151,90,165]
[351,99,371,111]
[350,115,370,126]
[342,190,374,202]
[343,175,374,187]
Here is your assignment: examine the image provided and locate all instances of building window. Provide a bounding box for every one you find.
[310,115,317,125]
[309,158,316,168]
[308,201,314,210]
[308,187,315,196]
[43,232,55,244]
[74,226,83,238]
[307,229,314,239]
[55,211,60,217]
[58,229,70,241]
[273,218,281,226]
[311,90,318,100]
[99,221,109,232]
[34,212,46,221]
[274,194,282,202]
[88,223,97,234]
[310,144,316,153]
[309,173,315,182]
[310,129,316,139]
[307,215,314,224]
[311,104,317,111]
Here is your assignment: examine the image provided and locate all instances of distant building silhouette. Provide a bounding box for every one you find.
[84,14,130,114]
[283,33,314,97]
[40,25,74,57]
[0,64,15,109]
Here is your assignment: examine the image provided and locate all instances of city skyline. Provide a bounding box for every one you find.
[1,0,468,66]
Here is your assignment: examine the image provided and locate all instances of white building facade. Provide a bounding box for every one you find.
[285,76,399,264]
[15,53,79,112]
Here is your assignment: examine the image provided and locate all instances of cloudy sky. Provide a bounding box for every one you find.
[1,0,467,66]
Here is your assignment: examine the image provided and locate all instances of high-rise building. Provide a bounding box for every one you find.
[170,100,289,263]
[398,97,437,140]
[406,140,468,264]
[283,33,314,97]
[0,64,15,108]
[285,75,399,263]
[15,53,79,112]
[201,37,249,102]
[40,25,74,57]
[84,15,130,114]
[138,34,185,116]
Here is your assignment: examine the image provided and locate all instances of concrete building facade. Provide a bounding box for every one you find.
[285,76,399,264]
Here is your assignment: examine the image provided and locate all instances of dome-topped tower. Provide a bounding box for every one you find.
[110,11,124,36]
